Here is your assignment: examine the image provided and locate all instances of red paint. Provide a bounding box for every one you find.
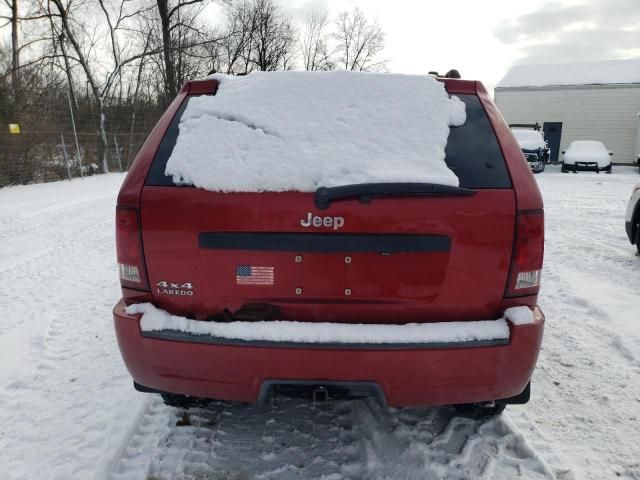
[114,300,544,406]
[117,80,219,207]
[141,187,517,321]
[117,88,187,207]
[114,77,546,405]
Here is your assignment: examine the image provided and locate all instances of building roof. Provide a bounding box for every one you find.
[496,59,640,89]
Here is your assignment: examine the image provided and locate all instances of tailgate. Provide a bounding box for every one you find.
[140,187,515,323]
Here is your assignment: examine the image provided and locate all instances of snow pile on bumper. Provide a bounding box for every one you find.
[165,71,466,192]
[126,303,532,344]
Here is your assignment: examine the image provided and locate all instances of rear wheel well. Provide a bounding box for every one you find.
[633,203,640,244]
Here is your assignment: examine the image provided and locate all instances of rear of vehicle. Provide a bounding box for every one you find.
[562,140,612,173]
[511,128,548,174]
[114,76,545,409]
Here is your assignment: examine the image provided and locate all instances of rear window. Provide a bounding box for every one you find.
[146,94,511,189]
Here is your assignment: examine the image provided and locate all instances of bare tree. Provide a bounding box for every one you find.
[126,31,152,165]
[250,0,295,71]
[145,0,230,101]
[219,0,256,74]
[48,0,153,173]
[300,8,333,71]
[1,0,54,97]
[9,0,18,92]
[155,0,203,98]
[333,7,386,72]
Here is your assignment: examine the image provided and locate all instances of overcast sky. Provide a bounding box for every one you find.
[277,0,640,91]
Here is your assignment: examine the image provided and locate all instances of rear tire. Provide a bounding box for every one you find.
[453,402,506,418]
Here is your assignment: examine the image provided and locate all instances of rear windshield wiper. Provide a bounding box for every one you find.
[314,182,476,210]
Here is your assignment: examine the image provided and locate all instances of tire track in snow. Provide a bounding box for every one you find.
[0,197,113,277]
[0,175,145,480]
[0,191,114,241]
[106,396,560,480]
[354,398,556,479]
[527,170,640,479]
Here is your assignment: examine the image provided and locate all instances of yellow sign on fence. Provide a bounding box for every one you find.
[9,124,20,134]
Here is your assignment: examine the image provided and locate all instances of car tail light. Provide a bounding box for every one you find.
[116,206,149,291]
[506,210,544,297]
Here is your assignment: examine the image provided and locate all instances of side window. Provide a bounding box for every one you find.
[444,95,511,189]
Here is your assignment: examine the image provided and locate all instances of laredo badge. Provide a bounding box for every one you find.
[156,281,194,296]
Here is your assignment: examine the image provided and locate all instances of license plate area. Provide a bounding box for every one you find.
[198,232,451,300]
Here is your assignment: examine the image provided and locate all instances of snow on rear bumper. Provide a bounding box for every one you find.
[113,299,544,407]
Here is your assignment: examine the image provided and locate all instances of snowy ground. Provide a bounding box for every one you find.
[0,167,639,480]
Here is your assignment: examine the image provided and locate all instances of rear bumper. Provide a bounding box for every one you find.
[113,299,544,407]
[563,161,610,172]
[528,161,545,173]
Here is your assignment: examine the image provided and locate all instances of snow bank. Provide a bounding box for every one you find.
[165,71,466,192]
[497,59,640,88]
[512,129,546,150]
[124,303,524,344]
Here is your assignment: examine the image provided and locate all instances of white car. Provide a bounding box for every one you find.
[625,183,640,254]
[561,140,613,173]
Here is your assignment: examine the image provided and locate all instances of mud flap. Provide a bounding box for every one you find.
[497,382,531,405]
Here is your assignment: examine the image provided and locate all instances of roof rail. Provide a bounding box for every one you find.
[429,69,462,79]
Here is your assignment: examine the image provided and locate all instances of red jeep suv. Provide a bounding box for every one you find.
[114,74,544,416]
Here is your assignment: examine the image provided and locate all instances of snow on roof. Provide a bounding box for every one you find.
[165,71,466,192]
[496,59,640,89]
[511,129,546,150]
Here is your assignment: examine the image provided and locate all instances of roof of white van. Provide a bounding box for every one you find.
[496,59,640,89]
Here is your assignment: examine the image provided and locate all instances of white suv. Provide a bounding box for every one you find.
[625,183,640,254]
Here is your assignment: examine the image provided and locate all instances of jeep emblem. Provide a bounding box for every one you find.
[300,212,344,230]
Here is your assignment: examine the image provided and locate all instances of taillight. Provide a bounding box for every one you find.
[115,206,149,291]
[506,210,544,297]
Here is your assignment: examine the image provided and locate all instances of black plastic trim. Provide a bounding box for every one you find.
[496,382,531,405]
[145,99,192,186]
[134,381,162,393]
[258,380,388,407]
[314,182,476,210]
[140,329,509,350]
[198,232,451,253]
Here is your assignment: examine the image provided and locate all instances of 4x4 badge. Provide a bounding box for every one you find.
[156,281,194,296]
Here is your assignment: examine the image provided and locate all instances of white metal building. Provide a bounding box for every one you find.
[494,59,640,165]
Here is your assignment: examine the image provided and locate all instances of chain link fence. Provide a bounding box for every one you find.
[0,101,164,187]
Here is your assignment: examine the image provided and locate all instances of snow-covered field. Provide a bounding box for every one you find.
[1,167,639,480]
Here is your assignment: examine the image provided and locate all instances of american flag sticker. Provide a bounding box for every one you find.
[236,265,275,285]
